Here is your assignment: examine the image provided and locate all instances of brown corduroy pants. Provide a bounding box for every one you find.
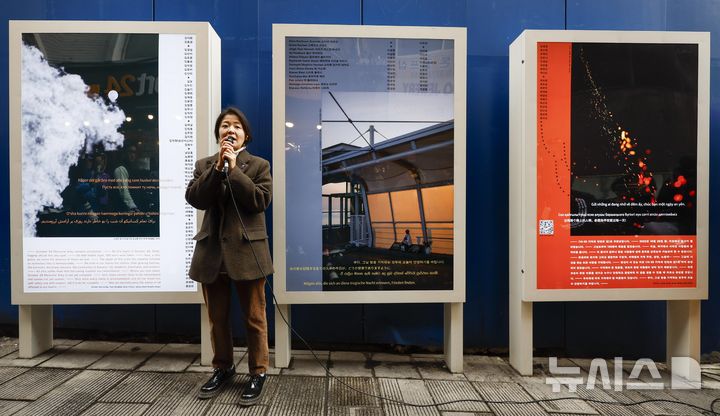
[202,274,269,375]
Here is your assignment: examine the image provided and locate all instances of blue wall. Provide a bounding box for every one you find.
[2,0,719,359]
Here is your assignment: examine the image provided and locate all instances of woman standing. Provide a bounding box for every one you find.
[185,107,273,405]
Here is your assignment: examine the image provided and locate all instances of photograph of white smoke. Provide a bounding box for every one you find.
[21,33,160,238]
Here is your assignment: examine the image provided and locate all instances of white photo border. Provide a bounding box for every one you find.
[272,24,467,304]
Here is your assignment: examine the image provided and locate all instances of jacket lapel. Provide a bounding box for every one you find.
[236,149,252,172]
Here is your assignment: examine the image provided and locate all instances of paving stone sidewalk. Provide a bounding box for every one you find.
[0,336,718,416]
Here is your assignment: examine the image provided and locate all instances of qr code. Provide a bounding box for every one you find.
[539,220,554,236]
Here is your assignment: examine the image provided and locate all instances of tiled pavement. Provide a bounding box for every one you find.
[0,337,718,415]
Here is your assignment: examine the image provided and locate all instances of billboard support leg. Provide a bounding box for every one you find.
[508,32,532,377]
[444,302,463,372]
[18,305,53,358]
[274,304,291,368]
[509,283,533,375]
[200,303,212,366]
[667,300,701,383]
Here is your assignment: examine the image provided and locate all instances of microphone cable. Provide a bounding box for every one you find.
[223,173,720,415]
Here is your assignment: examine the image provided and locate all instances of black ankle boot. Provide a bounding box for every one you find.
[198,365,235,399]
[239,373,266,405]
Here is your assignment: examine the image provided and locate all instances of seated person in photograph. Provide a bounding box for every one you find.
[401,229,412,251]
[67,154,95,213]
[186,107,273,406]
[113,145,140,212]
[90,153,111,212]
[68,153,110,214]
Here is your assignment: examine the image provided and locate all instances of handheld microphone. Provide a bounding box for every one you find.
[222,136,236,174]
